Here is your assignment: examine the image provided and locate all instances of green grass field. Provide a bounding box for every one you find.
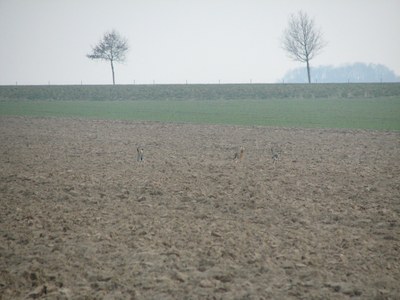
[1,84,399,130]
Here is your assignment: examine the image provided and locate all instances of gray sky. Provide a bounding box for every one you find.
[1,0,399,85]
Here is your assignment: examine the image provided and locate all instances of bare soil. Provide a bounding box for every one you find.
[1,116,399,299]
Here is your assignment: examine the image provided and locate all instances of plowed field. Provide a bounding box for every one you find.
[1,116,399,299]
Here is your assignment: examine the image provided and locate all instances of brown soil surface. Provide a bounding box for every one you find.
[1,116,399,299]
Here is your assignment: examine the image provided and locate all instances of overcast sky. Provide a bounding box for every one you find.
[1,0,399,85]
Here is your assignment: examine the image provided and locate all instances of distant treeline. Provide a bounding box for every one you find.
[282,63,400,83]
[1,83,400,102]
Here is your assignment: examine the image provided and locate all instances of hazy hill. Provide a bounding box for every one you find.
[282,63,400,83]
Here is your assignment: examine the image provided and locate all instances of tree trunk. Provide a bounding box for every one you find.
[110,60,115,85]
[306,59,311,84]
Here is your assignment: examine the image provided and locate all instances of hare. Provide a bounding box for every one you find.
[137,147,144,162]
[271,147,279,164]
[233,147,245,162]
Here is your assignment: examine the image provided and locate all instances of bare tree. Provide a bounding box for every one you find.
[87,30,129,85]
[282,11,326,83]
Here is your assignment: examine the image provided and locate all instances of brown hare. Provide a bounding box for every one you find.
[137,147,144,162]
[271,147,279,164]
[233,146,245,162]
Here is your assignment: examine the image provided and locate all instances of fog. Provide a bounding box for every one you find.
[0,0,399,85]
